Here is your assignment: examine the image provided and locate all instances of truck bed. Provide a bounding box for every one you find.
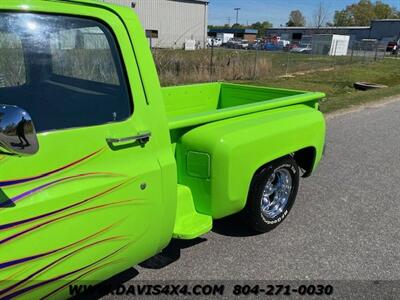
[162,82,325,130]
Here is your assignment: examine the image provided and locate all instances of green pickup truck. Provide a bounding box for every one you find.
[0,0,326,298]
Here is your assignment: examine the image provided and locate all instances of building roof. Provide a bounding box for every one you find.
[208,28,258,34]
[371,19,400,22]
[268,26,370,30]
[172,0,209,3]
[269,19,400,31]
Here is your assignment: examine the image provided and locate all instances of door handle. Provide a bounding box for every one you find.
[106,131,151,146]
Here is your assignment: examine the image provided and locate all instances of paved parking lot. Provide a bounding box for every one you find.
[100,98,400,293]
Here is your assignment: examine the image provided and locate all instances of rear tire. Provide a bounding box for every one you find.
[244,156,299,233]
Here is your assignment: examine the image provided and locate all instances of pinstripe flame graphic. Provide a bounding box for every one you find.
[9,172,126,205]
[0,199,135,246]
[0,236,127,296]
[41,259,126,300]
[1,243,131,299]
[0,221,121,270]
[0,149,145,299]
[0,266,30,290]
[0,148,104,188]
[0,179,134,231]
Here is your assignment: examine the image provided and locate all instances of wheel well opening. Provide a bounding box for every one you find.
[293,147,316,178]
[246,148,316,206]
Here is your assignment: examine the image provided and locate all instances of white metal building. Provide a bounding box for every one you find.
[312,35,350,56]
[103,0,209,49]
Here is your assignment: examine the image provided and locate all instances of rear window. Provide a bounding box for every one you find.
[50,27,120,85]
[0,13,132,133]
[0,33,26,87]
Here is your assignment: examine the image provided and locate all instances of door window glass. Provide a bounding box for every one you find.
[0,13,132,132]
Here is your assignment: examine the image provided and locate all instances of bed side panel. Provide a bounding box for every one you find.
[162,83,221,118]
[176,105,326,219]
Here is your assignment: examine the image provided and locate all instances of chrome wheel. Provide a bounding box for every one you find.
[261,168,293,219]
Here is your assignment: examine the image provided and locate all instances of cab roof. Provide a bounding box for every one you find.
[32,0,122,10]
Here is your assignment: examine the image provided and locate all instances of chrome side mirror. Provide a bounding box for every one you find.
[0,105,39,156]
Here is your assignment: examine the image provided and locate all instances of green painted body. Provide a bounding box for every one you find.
[0,0,326,298]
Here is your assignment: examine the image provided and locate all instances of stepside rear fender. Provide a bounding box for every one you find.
[176,104,326,219]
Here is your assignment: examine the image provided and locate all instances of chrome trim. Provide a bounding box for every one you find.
[0,105,39,156]
[106,131,151,146]
[261,168,292,219]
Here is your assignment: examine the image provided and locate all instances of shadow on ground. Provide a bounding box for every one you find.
[71,238,207,299]
[71,216,261,299]
[71,268,139,300]
[140,238,207,269]
[212,214,260,237]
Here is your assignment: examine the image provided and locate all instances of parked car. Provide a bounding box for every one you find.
[226,38,241,48]
[235,40,249,50]
[288,42,300,49]
[207,37,222,47]
[264,42,284,51]
[290,43,312,54]
[387,41,399,55]
[226,39,249,50]
[217,33,234,45]
[386,41,397,52]
[279,39,291,48]
[0,1,326,298]
[250,41,265,50]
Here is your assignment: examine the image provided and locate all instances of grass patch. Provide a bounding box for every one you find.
[320,85,400,113]
[155,49,359,86]
[238,58,400,113]
[156,49,400,113]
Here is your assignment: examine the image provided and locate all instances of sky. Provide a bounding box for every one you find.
[208,0,400,27]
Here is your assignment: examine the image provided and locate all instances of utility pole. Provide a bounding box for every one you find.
[234,8,241,24]
[226,17,231,26]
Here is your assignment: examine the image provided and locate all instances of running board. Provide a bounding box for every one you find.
[173,185,212,240]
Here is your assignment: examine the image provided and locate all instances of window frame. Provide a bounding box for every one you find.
[0,12,135,133]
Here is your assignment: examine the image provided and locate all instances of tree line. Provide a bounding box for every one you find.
[333,0,399,26]
[209,0,400,32]
[208,21,273,37]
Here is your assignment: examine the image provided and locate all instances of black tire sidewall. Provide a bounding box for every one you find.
[246,156,300,232]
